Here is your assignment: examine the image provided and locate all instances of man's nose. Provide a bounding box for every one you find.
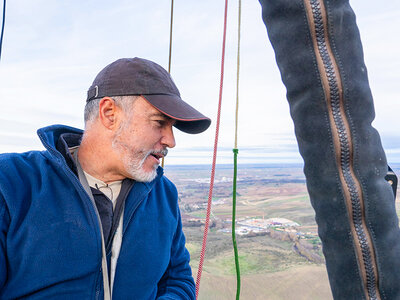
[161,125,176,148]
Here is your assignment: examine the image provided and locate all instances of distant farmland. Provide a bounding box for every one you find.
[165,163,400,299]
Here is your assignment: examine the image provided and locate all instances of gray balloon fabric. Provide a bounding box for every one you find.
[258,0,400,299]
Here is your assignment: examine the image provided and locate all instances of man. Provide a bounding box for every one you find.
[0,57,211,299]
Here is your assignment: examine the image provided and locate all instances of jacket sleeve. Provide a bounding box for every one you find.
[156,209,196,300]
[0,193,9,290]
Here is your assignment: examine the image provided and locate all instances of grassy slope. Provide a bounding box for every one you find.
[186,229,332,299]
[194,265,332,300]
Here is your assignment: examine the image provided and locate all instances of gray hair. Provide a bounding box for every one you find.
[84,95,138,125]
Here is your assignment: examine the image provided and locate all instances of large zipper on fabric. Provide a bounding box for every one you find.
[303,0,380,299]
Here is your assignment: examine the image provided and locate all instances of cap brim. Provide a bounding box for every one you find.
[142,94,211,134]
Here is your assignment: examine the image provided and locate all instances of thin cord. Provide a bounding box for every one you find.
[161,0,174,169]
[234,0,241,149]
[168,0,174,74]
[0,0,6,61]
[195,0,229,298]
[232,1,242,299]
[95,183,114,201]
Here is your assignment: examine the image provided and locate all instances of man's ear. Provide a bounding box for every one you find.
[98,97,119,130]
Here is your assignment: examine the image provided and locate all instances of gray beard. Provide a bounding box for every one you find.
[122,150,158,182]
[111,136,160,182]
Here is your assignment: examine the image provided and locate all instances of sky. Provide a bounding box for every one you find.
[1,0,400,165]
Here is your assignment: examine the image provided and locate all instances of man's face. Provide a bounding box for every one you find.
[111,97,176,182]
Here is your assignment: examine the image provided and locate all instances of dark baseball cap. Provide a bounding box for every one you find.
[87,57,211,134]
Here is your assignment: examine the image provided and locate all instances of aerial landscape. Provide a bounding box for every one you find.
[164,163,400,300]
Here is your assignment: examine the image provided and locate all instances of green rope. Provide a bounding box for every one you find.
[232,0,242,298]
[232,148,240,299]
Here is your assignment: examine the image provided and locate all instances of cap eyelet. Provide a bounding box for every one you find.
[94,85,99,98]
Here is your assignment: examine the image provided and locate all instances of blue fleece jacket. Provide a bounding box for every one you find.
[0,125,195,299]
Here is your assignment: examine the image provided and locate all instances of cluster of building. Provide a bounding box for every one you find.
[219,217,300,236]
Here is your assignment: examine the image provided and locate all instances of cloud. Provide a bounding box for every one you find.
[1,0,400,164]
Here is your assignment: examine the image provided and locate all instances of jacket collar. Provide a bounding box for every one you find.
[37,125,83,154]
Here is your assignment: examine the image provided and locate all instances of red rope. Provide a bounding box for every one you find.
[195,0,229,298]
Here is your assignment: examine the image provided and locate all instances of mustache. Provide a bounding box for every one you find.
[149,148,168,158]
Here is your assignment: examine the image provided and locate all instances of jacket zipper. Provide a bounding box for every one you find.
[38,134,106,297]
[303,0,380,299]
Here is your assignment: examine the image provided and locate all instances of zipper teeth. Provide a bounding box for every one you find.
[306,0,379,299]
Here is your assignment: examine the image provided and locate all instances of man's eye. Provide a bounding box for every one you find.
[154,120,165,127]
